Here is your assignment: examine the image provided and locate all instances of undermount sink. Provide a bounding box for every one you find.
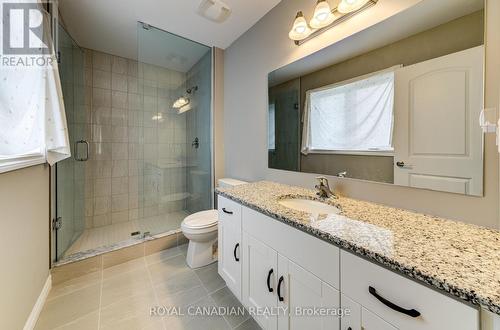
[278,198,341,215]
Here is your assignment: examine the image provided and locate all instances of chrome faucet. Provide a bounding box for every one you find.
[315,176,336,199]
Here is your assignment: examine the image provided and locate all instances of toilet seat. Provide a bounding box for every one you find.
[181,210,218,230]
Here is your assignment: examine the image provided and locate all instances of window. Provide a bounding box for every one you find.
[301,68,396,155]
[0,2,70,173]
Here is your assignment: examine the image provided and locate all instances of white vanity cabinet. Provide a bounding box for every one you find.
[241,232,278,329]
[277,256,339,330]
[217,196,481,330]
[218,196,341,330]
[218,196,243,299]
[340,251,479,330]
[241,232,340,330]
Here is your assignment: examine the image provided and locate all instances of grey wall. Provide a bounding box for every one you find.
[0,165,50,329]
[224,0,500,228]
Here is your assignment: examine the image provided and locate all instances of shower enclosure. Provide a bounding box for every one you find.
[53,23,213,262]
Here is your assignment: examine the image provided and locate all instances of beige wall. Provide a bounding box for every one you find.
[0,164,50,329]
[224,0,500,228]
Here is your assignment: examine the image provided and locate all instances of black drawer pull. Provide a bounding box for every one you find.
[369,286,421,318]
[222,208,233,215]
[277,276,284,302]
[233,243,239,262]
[267,269,274,292]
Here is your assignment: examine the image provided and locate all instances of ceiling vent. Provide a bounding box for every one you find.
[197,0,232,23]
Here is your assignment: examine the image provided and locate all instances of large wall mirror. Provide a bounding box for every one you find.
[268,0,485,196]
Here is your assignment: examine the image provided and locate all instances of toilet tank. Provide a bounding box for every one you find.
[217,178,247,188]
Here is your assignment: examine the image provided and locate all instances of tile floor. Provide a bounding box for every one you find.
[36,244,261,330]
[63,211,189,258]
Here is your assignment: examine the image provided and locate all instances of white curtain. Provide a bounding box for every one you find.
[0,1,70,172]
[302,67,398,155]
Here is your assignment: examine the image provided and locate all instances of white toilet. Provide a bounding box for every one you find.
[181,178,247,268]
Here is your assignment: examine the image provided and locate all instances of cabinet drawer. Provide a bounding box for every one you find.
[341,251,479,330]
[242,206,340,289]
[218,196,242,229]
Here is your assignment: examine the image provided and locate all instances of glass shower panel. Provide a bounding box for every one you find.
[137,23,213,236]
[55,24,87,260]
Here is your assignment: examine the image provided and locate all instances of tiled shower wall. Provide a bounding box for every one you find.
[82,49,189,229]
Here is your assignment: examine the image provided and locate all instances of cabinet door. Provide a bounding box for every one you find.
[340,294,361,330]
[242,233,278,330]
[278,255,340,330]
[218,216,242,299]
[362,308,398,330]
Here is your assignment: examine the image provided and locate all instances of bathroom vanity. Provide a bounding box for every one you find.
[217,181,500,330]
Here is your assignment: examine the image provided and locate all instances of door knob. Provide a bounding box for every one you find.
[396,161,413,169]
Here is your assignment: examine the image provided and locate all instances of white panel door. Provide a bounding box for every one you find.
[278,255,340,330]
[393,46,484,195]
[362,308,398,330]
[242,233,278,330]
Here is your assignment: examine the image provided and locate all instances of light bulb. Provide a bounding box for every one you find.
[310,0,336,29]
[337,0,370,14]
[288,11,312,41]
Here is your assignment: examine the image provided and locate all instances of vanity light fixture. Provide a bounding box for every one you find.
[337,0,370,14]
[310,0,336,29]
[288,11,312,41]
[289,0,378,45]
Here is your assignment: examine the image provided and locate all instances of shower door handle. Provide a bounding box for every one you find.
[74,140,89,161]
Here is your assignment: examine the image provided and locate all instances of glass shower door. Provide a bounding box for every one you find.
[55,24,88,260]
[137,22,213,236]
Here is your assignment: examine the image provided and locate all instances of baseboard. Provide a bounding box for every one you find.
[23,274,51,330]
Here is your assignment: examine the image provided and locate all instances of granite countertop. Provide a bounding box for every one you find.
[216,181,500,315]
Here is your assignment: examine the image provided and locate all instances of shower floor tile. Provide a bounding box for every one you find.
[36,246,261,330]
[63,211,188,257]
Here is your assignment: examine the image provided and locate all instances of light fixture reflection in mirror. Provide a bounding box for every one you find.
[337,0,370,14]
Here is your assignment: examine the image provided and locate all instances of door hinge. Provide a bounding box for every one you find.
[52,217,62,230]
